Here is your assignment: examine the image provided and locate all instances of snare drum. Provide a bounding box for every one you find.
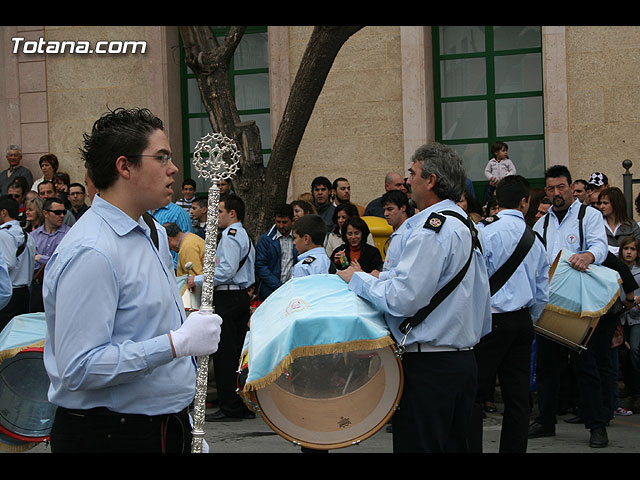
[239,274,403,450]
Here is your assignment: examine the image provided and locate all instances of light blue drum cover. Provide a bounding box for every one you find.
[546,249,621,318]
[243,274,394,392]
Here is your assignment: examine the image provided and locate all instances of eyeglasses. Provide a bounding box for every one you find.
[127,153,172,165]
[45,209,66,215]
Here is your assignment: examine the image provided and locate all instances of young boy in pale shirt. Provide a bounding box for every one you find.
[291,214,334,277]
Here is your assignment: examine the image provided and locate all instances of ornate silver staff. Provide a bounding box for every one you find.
[190,132,241,453]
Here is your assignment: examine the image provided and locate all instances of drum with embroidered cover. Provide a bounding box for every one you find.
[534,250,622,351]
[239,274,403,450]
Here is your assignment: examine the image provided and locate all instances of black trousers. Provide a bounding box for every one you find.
[49,406,192,453]
[473,309,534,453]
[0,286,29,332]
[212,289,251,417]
[392,350,477,453]
[535,312,618,430]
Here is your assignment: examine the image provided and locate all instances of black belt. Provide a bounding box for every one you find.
[57,406,188,422]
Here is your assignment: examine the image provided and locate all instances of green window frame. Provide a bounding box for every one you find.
[432,26,545,199]
[179,26,271,192]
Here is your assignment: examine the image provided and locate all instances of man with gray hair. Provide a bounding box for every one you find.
[1,145,34,195]
[337,142,492,452]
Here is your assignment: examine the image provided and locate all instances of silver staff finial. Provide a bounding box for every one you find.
[192,132,241,183]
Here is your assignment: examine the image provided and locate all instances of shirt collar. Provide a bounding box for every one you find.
[496,209,524,220]
[90,194,147,238]
[549,198,582,220]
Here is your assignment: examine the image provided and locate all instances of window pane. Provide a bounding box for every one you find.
[496,97,543,136]
[440,58,486,97]
[240,112,272,150]
[235,73,270,110]
[234,32,269,70]
[450,143,489,182]
[439,26,485,55]
[188,117,213,149]
[442,101,487,140]
[187,78,206,114]
[493,26,541,51]
[494,53,542,94]
[502,140,545,178]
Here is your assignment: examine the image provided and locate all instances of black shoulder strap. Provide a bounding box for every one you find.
[398,210,480,335]
[489,225,536,296]
[2,224,28,257]
[578,203,587,251]
[142,212,159,250]
[237,241,253,271]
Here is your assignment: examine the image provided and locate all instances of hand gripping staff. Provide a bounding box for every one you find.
[189,132,241,453]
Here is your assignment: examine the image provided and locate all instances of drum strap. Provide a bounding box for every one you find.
[489,225,535,296]
[399,210,481,335]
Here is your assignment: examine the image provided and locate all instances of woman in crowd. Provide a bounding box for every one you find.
[31,154,59,192]
[598,187,640,255]
[324,203,375,256]
[291,199,316,222]
[330,216,382,274]
[53,172,72,209]
[23,197,45,233]
[457,188,483,224]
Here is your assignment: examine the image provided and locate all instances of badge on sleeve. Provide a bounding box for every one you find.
[480,215,500,226]
[227,228,237,236]
[303,256,316,264]
[424,212,446,232]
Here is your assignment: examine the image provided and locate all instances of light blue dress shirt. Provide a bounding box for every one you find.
[292,246,332,277]
[0,249,11,309]
[214,222,255,288]
[533,199,608,266]
[477,209,549,320]
[348,199,492,349]
[43,195,195,415]
[0,219,35,287]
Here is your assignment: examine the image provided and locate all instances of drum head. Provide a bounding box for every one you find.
[0,349,56,440]
[255,345,402,450]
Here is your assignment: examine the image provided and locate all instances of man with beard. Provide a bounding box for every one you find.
[529,164,610,448]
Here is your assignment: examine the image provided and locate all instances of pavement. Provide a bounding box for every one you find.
[20,397,640,454]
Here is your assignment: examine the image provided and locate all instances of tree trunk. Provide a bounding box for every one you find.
[180,26,363,240]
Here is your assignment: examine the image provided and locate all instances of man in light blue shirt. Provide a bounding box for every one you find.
[43,108,222,453]
[528,164,611,449]
[337,143,492,452]
[149,200,193,269]
[378,189,412,281]
[0,195,35,329]
[473,175,549,453]
[204,193,256,423]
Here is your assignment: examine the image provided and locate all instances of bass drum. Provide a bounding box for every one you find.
[253,345,403,450]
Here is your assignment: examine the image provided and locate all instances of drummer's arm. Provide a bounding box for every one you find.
[576,209,609,269]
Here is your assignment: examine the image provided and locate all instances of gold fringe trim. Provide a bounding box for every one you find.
[546,283,621,319]
[0,340,45,365]
[243,336,394,392]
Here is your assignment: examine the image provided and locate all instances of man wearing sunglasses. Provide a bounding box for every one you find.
[28,197,70,311]
[41,108,222,453]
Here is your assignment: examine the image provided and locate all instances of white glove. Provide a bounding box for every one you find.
[170,311,223,358]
